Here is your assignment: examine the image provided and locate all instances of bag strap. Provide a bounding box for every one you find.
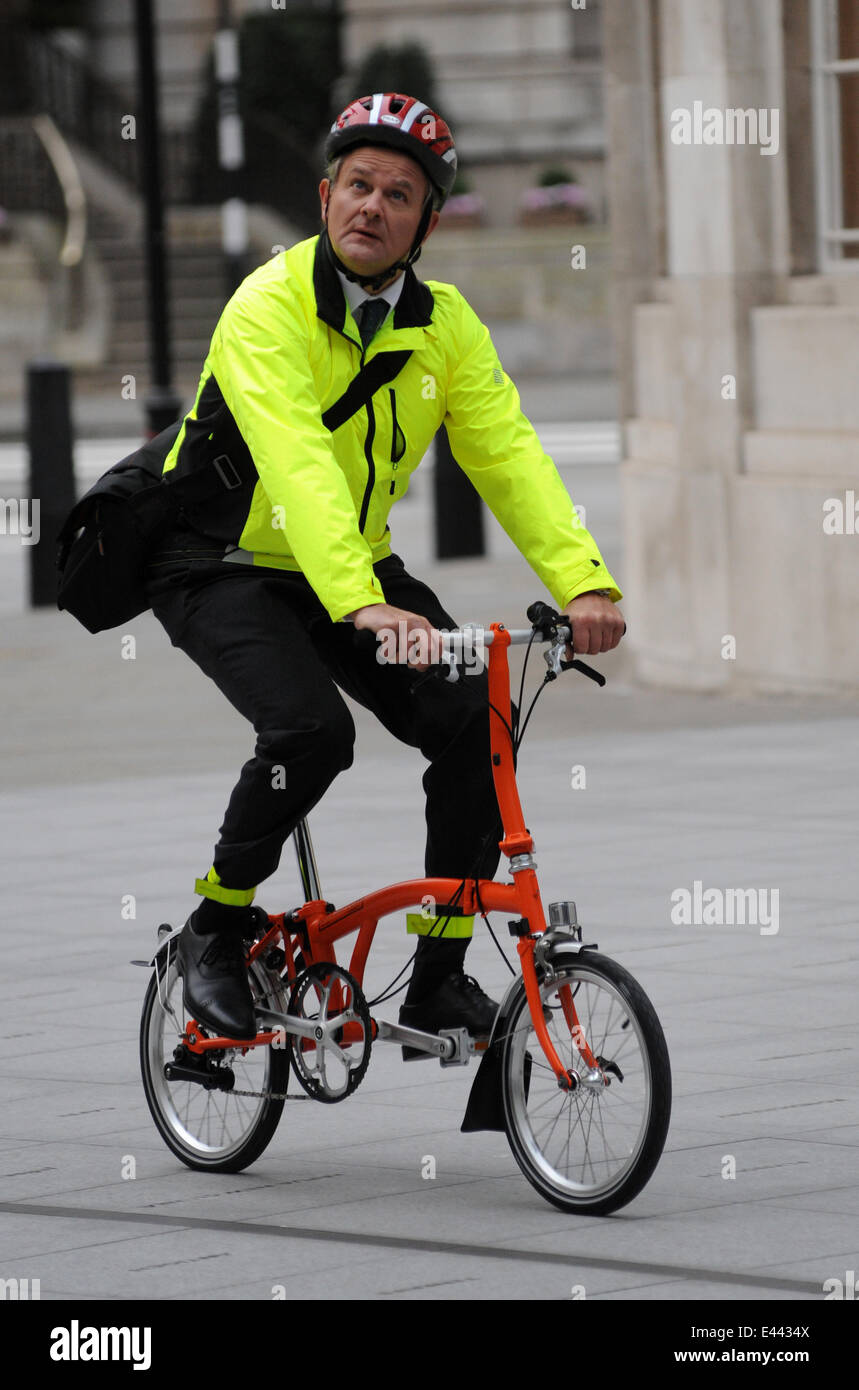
[163,450,245,504]
[321,350,413,433]
[55,428,245,559]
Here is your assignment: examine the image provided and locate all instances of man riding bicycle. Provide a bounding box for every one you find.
[144,92,624,1046]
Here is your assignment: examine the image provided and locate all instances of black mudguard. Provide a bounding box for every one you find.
[460,976,525,1133]
[460,1043,506,1133]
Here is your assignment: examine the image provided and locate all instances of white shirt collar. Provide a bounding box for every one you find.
[335,267,406,322]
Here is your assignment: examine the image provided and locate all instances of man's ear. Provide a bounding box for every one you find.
[319,177,330,222]
[421,209,441,244]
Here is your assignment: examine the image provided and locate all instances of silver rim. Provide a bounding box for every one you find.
[144,953,281,1161]
[505,964,652,1201]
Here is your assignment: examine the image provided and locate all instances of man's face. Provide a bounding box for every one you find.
[320,146,440,283]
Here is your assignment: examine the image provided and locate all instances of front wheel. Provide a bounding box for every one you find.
[500,948,671,1215]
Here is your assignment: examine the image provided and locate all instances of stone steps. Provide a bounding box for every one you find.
[77,209,230,386]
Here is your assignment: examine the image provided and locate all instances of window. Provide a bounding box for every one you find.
[811,0,859,267]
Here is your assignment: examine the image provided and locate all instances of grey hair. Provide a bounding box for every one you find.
[325,153,344,186]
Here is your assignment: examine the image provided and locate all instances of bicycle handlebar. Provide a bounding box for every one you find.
[437,625,571,648]
[363,602,611,689]
[426,602,608,688]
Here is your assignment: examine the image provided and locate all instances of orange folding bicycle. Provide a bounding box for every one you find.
[139,603,671,1215]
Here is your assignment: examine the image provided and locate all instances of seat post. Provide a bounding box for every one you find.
[292,817,323,902]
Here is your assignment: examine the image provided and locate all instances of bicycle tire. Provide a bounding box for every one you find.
[500,947,671,1215]
[139,939,290,1173]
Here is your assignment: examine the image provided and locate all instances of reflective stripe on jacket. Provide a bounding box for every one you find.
[162,234,621,623]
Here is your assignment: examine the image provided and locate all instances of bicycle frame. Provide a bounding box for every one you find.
[180,622,598,1089]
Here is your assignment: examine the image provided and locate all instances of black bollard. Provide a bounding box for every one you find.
[143,384,183,438]
[432,424,485,559]
[26,359,77,608]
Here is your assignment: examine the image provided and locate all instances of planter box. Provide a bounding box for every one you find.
[518,206,589,227]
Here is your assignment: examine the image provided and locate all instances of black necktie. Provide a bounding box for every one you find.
[354,297,389,348]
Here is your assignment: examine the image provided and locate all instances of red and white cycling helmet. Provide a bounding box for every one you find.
[325,93,458,209]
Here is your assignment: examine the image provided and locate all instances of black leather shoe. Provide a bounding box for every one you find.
[399,971,499,1047]
[177,917,257,1040]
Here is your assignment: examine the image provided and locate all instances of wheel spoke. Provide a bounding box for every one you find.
[141,950,290,1171]
[500,952,670,1214]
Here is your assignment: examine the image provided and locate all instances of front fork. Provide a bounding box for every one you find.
[511,868,601,1091]
[517,940,600,1088]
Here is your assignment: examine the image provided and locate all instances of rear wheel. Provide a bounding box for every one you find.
[500,948,671,1215]
[139,938,290,1173]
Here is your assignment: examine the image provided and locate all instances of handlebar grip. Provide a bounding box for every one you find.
[527,600,561,636]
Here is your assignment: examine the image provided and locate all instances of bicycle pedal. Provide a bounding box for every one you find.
[400,1031,489,1065]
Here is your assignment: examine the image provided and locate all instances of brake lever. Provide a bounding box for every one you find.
[544,639,607,687]
[544,610,626,688]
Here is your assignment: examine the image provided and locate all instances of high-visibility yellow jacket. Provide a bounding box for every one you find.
[162,233,620,623]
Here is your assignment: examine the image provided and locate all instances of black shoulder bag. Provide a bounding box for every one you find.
[56,422,245,634]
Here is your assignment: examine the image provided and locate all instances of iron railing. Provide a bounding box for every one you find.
[0,118,64,220]
[0,26,321,222]
[1,29,194,203]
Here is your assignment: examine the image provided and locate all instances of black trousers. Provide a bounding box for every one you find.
[145,544,504,1002]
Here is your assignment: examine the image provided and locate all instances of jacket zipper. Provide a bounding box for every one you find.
[358,395,376,532]
[389,385,407,489]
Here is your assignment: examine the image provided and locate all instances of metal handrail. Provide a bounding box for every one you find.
[31,113,87,267]
[26,32,138,189]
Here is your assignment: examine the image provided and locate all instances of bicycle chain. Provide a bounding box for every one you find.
[229,1087,307,1101]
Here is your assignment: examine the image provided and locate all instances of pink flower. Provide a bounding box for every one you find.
[441,193,486,218]
[520,183,591,212]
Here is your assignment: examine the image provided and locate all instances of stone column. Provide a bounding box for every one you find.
[602,0,664,426]
[614,0,791,689]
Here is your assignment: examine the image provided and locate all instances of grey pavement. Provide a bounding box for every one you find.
[1,432,858,1305]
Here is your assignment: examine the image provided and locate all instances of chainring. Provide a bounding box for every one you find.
[286,962,372,1103]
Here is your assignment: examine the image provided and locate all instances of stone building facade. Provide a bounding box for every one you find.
[603,0,858,692]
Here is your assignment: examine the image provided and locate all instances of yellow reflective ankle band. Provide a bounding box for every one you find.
[406,912,474,939]
[194,866,256,908]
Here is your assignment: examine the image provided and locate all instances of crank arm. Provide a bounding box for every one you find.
[255,1006,363,1047]
[375,1020,456,1060]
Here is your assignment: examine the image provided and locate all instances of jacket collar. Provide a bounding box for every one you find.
[313,231,434,334]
